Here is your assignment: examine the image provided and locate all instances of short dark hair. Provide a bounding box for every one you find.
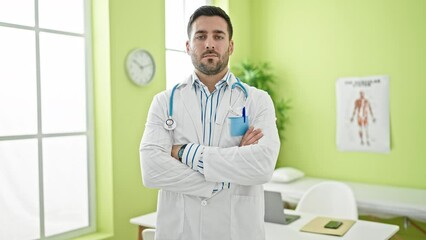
[187,5,233,40]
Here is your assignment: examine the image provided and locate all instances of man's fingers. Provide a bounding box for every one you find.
[246,131,263,144]
[239,126,254,146]
[242,126,254,139]
[240,127,263,146]
[246,129,262,141]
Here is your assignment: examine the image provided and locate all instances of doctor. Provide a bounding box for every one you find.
[140,5,280,240]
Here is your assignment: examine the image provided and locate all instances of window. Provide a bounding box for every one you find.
[165,0,210,89]
[0,0,94,239]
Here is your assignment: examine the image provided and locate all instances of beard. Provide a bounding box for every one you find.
[191,49,230,76]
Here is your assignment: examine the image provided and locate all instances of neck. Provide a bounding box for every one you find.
[195,68,229,93]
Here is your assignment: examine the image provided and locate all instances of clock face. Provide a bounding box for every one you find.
[126,49,155,86]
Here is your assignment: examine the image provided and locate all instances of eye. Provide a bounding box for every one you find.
[214,35,225,40]
[195,35,206,40]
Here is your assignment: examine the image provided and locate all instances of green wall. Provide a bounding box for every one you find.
[88,1,425,239]
[230,0,426,189]
[107,0,164,239]
[90,0,164,239]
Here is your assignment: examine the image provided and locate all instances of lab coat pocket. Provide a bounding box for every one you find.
[231,195,265,240]
[156,190,184,240]
[228,116,249,136]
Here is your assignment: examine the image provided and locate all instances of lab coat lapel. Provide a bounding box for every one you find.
[212,76,245,146]
[180,82,203,143]
[212,86,230,146]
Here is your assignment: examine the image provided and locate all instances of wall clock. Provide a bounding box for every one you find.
[126,48,156,86]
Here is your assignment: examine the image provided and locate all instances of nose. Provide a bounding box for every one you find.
[206,44,214,49]
[205,38,215,49]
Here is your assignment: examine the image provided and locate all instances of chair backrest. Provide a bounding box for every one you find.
[295,181,358,220]
[142,228,156,240]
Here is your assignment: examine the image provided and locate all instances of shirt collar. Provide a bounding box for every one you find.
[191,70,232,90]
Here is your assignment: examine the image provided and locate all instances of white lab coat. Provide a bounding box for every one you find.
[140,73,280,240]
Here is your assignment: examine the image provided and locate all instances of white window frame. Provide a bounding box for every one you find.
[0,0,95,239]
[165,0,211,89]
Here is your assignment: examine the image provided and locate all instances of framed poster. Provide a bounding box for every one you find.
[336,76,390,153]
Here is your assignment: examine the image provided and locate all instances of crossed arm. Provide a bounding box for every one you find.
[171,126,264,160]
[140,91,279,197]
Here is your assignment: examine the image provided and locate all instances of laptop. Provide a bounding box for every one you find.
[264,190,300,225]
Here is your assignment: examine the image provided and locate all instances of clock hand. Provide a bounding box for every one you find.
[133,60,144,68]
[133,60,152,70]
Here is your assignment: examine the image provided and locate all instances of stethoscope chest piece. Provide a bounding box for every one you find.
[164,117,176,130]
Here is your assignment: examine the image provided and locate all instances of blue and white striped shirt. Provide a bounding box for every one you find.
[181,71,232,193]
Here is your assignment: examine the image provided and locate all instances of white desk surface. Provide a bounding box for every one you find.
[264,177,426,221]
[130,210,399,240]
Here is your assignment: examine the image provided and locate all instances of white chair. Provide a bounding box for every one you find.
[295,181,358,220]
[142,228,156,240]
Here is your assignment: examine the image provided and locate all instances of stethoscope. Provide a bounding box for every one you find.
[164,79,248,131]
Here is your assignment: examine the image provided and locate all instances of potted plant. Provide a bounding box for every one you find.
[233,61,291,140]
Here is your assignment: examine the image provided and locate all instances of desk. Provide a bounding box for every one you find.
[264,177,426,221]
[130,212,156,240]
[130,210,399,240]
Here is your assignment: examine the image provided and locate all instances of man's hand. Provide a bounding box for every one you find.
[240,126,263,147]
[171,145,182,161]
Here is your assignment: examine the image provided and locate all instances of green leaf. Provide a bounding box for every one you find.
[233,60,291,141]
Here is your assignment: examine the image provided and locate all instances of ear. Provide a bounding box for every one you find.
[185,40,190,54]
[229,40,234,55]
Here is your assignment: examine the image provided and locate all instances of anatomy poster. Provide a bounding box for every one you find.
[336,76,390,153]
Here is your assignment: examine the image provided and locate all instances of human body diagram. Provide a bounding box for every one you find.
[350,91,376,145]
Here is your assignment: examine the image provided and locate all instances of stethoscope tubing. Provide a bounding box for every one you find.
[165,79,247,131]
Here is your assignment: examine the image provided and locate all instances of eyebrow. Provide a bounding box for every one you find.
[194,30,226,35]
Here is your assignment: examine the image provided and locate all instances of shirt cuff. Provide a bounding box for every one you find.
[182,143,204,174]
[212,182,231,194]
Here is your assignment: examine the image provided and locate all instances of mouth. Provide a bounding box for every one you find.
[203,52,218,58]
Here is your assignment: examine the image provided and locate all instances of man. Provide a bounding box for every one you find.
[140,6,280,240]
[350,91,376,145]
